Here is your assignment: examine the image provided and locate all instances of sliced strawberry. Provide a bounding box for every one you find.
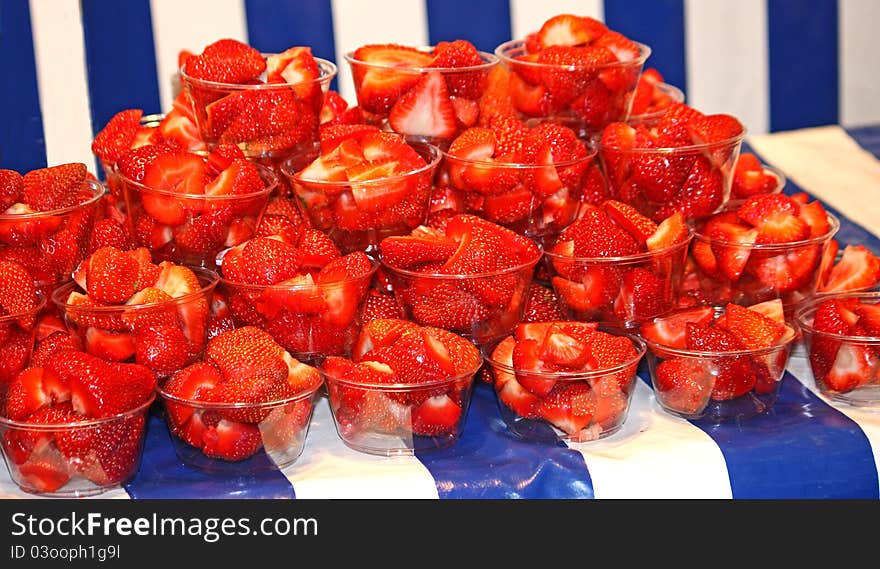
[88,218,132,254]
[411,393,461,436]
[3,367,59,420]
[535,14,607,48]
[16,450,71,493]
[797,200,831,237]
[31,331,81,367]
[201,419,263,461]
[748,299,786,324]
[352,318,420,360]
[185,38,266,84]
[135,325,191,376]
[646,212,689,251]
[820,244,880,293]
[116,143,178,184]
[603,199,658,245]
[220,237,302,285]
[0,260,38,327]
[84,327,136,362]
[653,357,711,414]
[497,374,541,419]
[205,326,289,386]
[387,71,457,139]
[737,193,800,227]
[0,169,23,211]
[640,306,716,349]
[21,163,86,212]
[554,203,640,257]
[755,212,810,244]
[521,284,565,323]
[822,344,876,393]
[350,44,434,114]
[52,351,156,418]
[155,108,204,152]
[92,109,143,165]
[448,127,496,160]
[361,291,404,323]
[204,159,265,196]
[717,303,786,350]
[537,381,596,436]
[705,221,758,281]
[163,361,223,427]
[688,113,744,145]
[265,46,320,101]
[379,232,458,269]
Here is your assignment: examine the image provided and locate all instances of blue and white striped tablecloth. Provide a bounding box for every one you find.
[2,124,878,500]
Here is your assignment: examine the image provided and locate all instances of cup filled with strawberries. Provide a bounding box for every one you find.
[0,347,156,496]
[321,318,482,455]
[484,321,645,442]
[543,200,692,329]
[378,214,543,344]
[641,299,797,422]
[494,14,651,137]
[283,125,441,254]
[179,39,336,165]
[345,40,498,144]
[216,232,377,364]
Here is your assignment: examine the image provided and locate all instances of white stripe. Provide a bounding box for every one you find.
[330,0,429,104]
[684,0,769,135]
[839,0,880,127]
[149,0,249,112]
[786,352,880,496]
[28,0,95,169]
[748,125,880,237]
[281,396,440,498]
[509,0,604,40]
[567,379,733,499]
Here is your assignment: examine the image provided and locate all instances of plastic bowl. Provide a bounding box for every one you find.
[344,47,498,144]
[180,56,337,163]
[544,232,693,330]
[0,394,154,497]
[115,160,277,268]
[158,382,321,472]
[322,361,480,455]
[0,178,105,285]
[52,268,219,379]
[494,38,651,137]
[796,292,880,407]
[380,250,542,344]
[484,332,645,442]
[283,142,441,254]
[597,132,746,223]
[437,143,595,244]
[689,212,839,314]
[643,309,796,422]
[218,258,378,365]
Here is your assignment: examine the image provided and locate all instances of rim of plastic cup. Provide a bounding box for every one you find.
[218,257,379,289]
[159,379,321,409]
[180,56,337,91]
[440,140,596,169]
[321,359,482,391]
[285,141,442,186]
[693,212,840,251]
[343,47,498,73]
[52,267,219,314]
[494,38,652,70]
[597,127,748,154]
[484,332,646,379]
[0,393,156,429]
[380,244,543,280]
[0,178,105,220]
[795,291,880,344]
[627,82,686,122]
[544,229,693,264]
[114,158,278,200]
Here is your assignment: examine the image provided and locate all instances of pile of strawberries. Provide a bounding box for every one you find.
[487,321,642,442]
[218,233,375,361]
[162,327,321,462]
[322,318,481,447]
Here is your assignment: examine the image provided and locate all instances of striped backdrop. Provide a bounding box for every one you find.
[2,0,879,175]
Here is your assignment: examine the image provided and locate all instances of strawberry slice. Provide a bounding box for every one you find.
[646,212,688,251]
[797,200,831,237]
[640,306,716,349]
[352,318,420,360]
[21,163,87,212]
[202,419,263,461]
[0,169,23,211]
[754,213,810,244]
[705,221,758,281]
[820,244,880,293]
[653,357,712,414]
[184,38,266,84]
[822,344,877,393]
[3,367,65,421]
[603,199,658,245]
[0,260,39,328]
[205,326,289,385]
[717,303,786,350]
[52,351,156,418]
[537,382,596,436]
[204,159,265,196]
[265,46,320,102]
[297,229,341,268]
[350,44,434,114]
[92,109,143,165]
[141,153,206,225]
[535,14,607,48]
[379,232,458,269]
[16,450,71,493]
[497,374,541,419]
[162,361,223,427]
[521,284,565,323]
[319,123,380,154]
[411,393,461,436]
[388,71,457,139]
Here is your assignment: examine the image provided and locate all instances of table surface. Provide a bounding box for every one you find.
[3,124,879,500]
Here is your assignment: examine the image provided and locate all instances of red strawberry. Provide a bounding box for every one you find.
[297,229,341,269]
[221,237,302,285]
[51,351,156,418]
[21,163,86,211]
[85,246,140,303]
[411,393,462,436]
[162,361,223,427]
[654,155,724,221]
[521,284,565,323]
[266,46,320,102]
[497,374,541,419]
[350,44,434,114]
[0,260,38,327]
[553,203,640,257]
[361,291,405,323]
[717,303,786,350]
[388,71,457,139]
[206,326,289,384]
[379,231,458,270]
[185,38,266,84]
[116,143,179,184]
[0,169,23,211]
[640,306,716,349]
[820,245,880,293]
[653,357,711,414]
[538,381,596,436]
[535,46,615,106]
[705,220,759,281]
[31,331,81,367]
[737,193,800,227]
[352,318,420,360]
[88,218,132,254]
[821,344,876,393]
[654,103,705,147]
[204,143,246,177]
[92,109,143,165]
[319,123,379,154]
[3,367,68,421]
[431,39,485,99]
[732,153,778,198]
[603,199,658,245]
[646,212,689,251]
[614,267,666,323]
[808,298,859,383]
[688,113,744,146]
[135,325,191,377]
[204,159,265,196]
[797,200,831,238]
[535,14,607,48]
[16,451,71,493]
[201,419,263,461]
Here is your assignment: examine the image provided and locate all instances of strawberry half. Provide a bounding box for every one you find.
[21,163,87,212]
[388,71,457,139]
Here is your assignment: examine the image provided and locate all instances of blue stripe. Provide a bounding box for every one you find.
[767,0,839,132]
[415,382,594,499]
[81,0,162,136]
[0,0,46,172]
[845,125,880,161]
[743,140,880,254]
[126,411,296,499]
[603,0,686,96]
[244,0,338,91]
[425,0,512,53]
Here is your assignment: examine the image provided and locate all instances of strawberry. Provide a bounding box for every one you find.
[537,381,596,436]
[320,90,350,124]
[221,237,302,285]
[521,284,565,323]
[552,203,640,257]
[297,229,341,268]
[201,419,263,461]
[431,40,485,99]
[646,212,689,251]
[820,244,880,293]
[206,326,289,385]
[84,246,140,303]
[654,103,705,147]
[688,113,744,145]
[705,220,759,281]
[448,127,496,160]
[21,163,87,212]
[352,318,420,360]
[717,303,786,350]
[350,44,434,114]
[361,291,405,323]
[535,14,607,48]
[653,357,711,414]
[0,260,38,327]
[3,367,67,420]
[265,46,321,101]
[603,199,658,245]
[184,38,266,84]
[162,361,223,427]
[411,393,462,436]
[497,374,541,419]
[31,331,81,367]
[535,46,615,105]
[808,298,860,382]
[640,306,716,349]
[0,169,23,211]
[614,267,666,323]
[204,159,265,196]
[50,351,156,418]
[83,328,136,362]
[92,109,143,165]
[319,123,380,154]
[16,451,71,493]
[737,194,800,227]
[88,218,132,254]
[388,71,457,139]
[379,231,458,269]
[654,155,724,221]
[218,92,315,152]
[116,143,179,184]
[135,325,192,376]
[821,344,876,393]
[731,153,778,198]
